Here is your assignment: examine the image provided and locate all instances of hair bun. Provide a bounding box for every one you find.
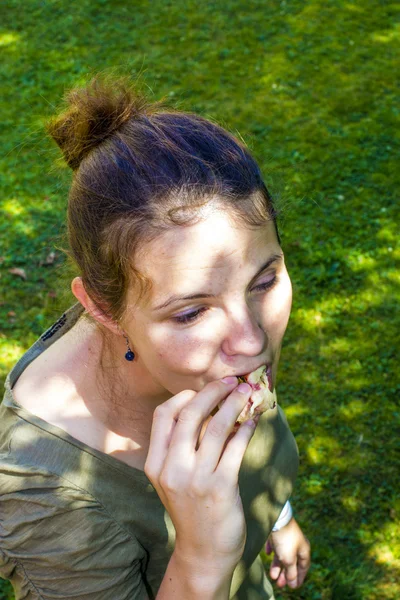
[47,77,149,170]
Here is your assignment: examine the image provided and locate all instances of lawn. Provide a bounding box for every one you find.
[1,1,399,598]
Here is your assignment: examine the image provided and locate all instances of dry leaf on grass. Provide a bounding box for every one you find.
[9,268,27,280]
[40,251,57,267]
[45,251,56,265]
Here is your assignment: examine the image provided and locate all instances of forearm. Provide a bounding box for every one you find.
[156,551,234,600]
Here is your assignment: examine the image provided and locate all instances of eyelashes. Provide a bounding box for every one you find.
[174,307,208,325]
[252,277,278,293]
[172,276,278,325]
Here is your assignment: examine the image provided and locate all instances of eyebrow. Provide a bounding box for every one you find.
[152,252,283,311]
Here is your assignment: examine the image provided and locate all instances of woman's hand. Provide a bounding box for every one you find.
[144,377,258,578]
[266,518,311,589]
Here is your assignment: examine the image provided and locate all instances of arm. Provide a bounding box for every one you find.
[266,517,311,589]
[156,551,233,600]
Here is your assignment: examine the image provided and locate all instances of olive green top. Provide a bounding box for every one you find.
[0,304,299,599]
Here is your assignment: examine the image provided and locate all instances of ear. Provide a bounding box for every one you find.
[71,277,121,336]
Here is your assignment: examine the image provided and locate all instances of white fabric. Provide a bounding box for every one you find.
[272,500,293,532]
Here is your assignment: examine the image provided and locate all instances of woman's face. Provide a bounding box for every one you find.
[123,207,292,398]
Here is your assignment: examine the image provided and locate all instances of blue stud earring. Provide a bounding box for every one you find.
[124,336,135,361]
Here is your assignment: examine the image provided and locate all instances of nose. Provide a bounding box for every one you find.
[221,303,266,357]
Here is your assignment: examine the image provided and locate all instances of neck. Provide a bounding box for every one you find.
[75,319,170,441]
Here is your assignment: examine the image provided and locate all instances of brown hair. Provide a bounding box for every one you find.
[48,76,278,323]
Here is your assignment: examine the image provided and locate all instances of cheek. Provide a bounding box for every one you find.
[280,277,293,326]
[152,328,216,375]
[265,276,292,340]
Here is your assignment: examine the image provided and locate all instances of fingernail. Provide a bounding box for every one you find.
[221,376,237,384]
[237,382,251,393]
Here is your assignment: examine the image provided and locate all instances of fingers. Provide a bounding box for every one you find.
[270,559,295,589]
[276,570,288,588]
[169,378,240,451]
[195,382,253,471]
[296,539,311,586]
[269,556,281,581]
[215,410,258,479]
[272,562,303,590]
[145,378,239,481]
[283,562,298,588]
[270,538,311,590]
[144,388,197,480]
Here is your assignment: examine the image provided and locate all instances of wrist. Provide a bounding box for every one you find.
[171,549,234,597]
[270,516,299,545]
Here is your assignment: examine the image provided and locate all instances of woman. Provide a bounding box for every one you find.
[0,78,310,599]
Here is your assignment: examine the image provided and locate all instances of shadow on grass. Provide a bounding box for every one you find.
[273,222,399,597]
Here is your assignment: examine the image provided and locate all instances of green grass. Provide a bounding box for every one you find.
[1,1,399,598]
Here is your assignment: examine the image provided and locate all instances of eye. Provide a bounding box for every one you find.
[252,274,278,293]
[172,307,208,325]
[172,276,278,325]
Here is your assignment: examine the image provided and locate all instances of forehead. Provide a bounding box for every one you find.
[134,210,279,296]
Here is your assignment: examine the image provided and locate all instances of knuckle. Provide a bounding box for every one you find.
[159,471,178,494]
[154,390,197,421]
[281,556,295,568]
[207,420,227,438]
[300,543,311,558]
[143,461,155,480]
[153,404,168,420]
[178,406,200,423]
[190,477,208,498]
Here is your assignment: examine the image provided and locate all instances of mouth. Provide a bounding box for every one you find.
[210,363,276,426]
[235,363,273,392]
[230,363,277,427]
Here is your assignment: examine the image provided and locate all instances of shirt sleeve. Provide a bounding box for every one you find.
[0,470,149,600]
[271,500,293,532]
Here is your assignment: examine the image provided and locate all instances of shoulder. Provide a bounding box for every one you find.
[12,314,86,414]
[10,304,91,415]
[11,317,106,449]
[12,353,67,420]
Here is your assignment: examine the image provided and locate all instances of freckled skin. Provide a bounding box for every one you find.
[116,206,292,411]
